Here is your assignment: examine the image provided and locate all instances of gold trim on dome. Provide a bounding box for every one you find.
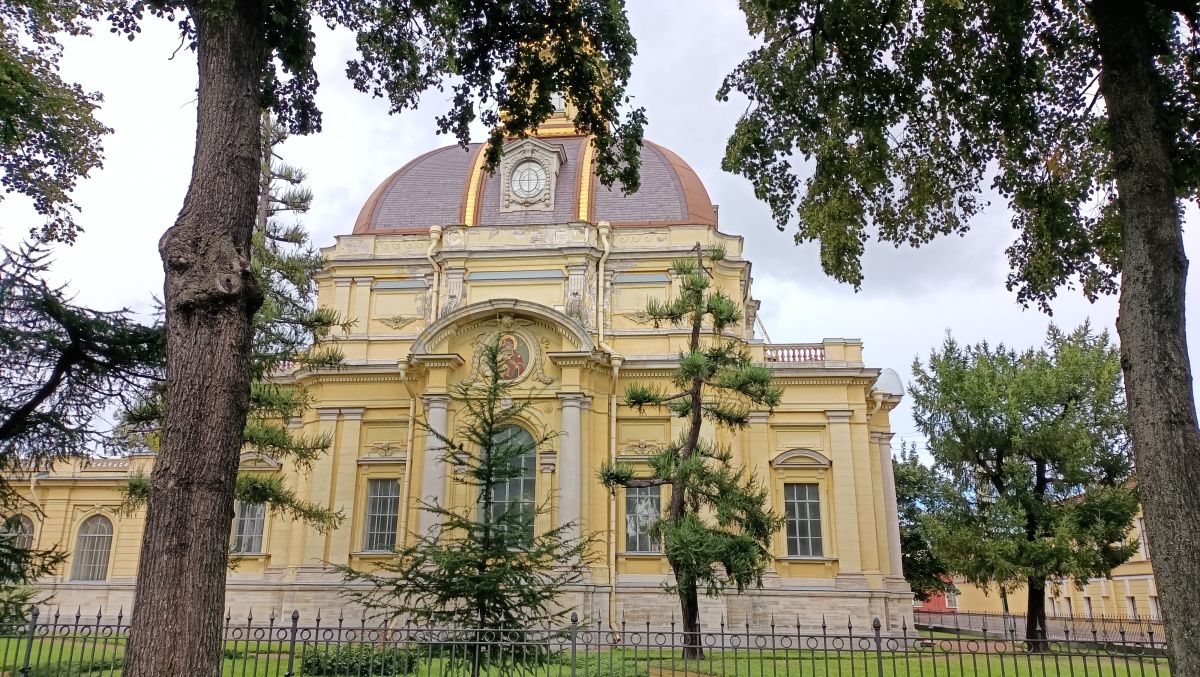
[577,137,595,221]
[463,146,489,226]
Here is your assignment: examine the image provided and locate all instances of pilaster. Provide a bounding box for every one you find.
[873,431,904,579]
[327,408,363,565]
[826,409,862,575]
[418,395,451,535]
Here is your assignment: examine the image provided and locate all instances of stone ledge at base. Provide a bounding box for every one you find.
[34,579,915,635]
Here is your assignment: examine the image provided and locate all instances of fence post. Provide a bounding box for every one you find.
[284,609,299,677]
[570,612,579,677]
[872,618,884,677]
[18,606,38,677]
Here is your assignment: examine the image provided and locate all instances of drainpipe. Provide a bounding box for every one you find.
[606,355,622,632]
[596,222,612,348]
[397,364,418,544]
[427,225,444,322]
[595,220,623,631]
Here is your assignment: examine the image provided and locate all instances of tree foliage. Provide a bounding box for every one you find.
[107,0,646,186]
[339,340,591,632]
[720,0,1199,306]
[911,324,1138,641]
[600,244,783,659]
[892,442,955,603]
[119,116,344,534]
[0,244,161,467]
[0,0,112,242]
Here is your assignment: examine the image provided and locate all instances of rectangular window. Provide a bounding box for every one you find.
[945,590,959,609]
[1150,596,1161,619]
[1064,597,1074,617]
[1084,597,1093,618]
[363,479,401,552]
[625,486,661,553]
[230,501,266,554]
[1138,517,1150,560]
[1127,596,1138,618]
[784,483,823,557]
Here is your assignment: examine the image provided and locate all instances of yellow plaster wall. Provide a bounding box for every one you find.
[13,223,909,624]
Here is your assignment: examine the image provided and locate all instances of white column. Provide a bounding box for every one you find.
[557,394,587,542]
[877,432,904,578]
[418,395,450,535]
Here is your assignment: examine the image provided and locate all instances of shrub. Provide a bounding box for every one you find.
[299,644,418,675]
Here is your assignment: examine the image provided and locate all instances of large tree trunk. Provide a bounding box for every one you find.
[1091,1,1200,674]
[1024,578,1048,651]
[677,579,703,661]
[123,2,266,675]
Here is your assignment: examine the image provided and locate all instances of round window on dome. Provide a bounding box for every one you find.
[511,160,547,199]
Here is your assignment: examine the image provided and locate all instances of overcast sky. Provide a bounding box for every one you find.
[3,1,1197,452]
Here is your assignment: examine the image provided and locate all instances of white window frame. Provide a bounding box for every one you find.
[230,501,266,554]
[484,426,537,540]
[784,483,824,558]
[4,515,33,551]
[71,515,113,581]
[624,486,662,553]
[363,478,401,552]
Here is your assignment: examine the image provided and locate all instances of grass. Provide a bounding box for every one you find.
[0,634,1170,676]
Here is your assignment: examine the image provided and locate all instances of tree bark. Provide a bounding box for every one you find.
[1091,1,1200,674]
[1024,578,1048,652]
[677,580,703,661]
[123,2,266,675]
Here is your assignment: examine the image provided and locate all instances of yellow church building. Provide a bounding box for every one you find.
[10,107,914,632]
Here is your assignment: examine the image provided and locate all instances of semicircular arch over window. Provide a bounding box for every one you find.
[484,425,537,538]
[71,515,113,581]
[4,515,33,551]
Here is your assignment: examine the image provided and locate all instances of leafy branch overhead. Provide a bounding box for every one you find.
[600,243,782,659]
[105,0,646,191]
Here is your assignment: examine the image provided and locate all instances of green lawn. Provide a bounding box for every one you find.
[0,635,1170,677]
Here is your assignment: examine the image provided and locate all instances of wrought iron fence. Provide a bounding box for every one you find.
[0,607,1171,676]
[916,609,1166,645]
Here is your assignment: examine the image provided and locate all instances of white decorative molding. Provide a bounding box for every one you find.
[498,138,567,213]
[771,449,832,468]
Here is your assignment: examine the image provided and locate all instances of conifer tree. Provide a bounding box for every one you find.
[892,442,955,603]
[600,244,783,660]
[338,339,591,636]
[911,325,1138,645]
[122,114,344,533]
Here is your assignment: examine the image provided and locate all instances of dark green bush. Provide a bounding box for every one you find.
[299,643,418,675]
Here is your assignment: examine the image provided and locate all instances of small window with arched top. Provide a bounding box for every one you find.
[71,515,113,581]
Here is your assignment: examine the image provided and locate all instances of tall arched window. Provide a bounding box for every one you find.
[71,515,113,581]
[486,426,536,538]
[4,515,33,551]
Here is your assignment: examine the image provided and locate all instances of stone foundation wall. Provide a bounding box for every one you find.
[36,575,914,635]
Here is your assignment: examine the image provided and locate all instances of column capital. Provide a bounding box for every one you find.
[825,409,854,423]
[870,431,896,444]
[333,277,353,288]
[557,392,592,407]
[317,407,341,422]
[748,411,770,425]
[340,407,365,421]
[422,394,451,410]
[352,276,375,285]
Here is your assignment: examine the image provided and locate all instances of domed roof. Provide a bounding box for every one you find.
[352,135,717,234]
[873,368,905,397]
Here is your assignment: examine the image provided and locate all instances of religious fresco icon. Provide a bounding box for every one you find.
[497,334,531,381]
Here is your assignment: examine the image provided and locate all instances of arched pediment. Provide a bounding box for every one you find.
[412,299,594,356]
[771,449,832,468]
